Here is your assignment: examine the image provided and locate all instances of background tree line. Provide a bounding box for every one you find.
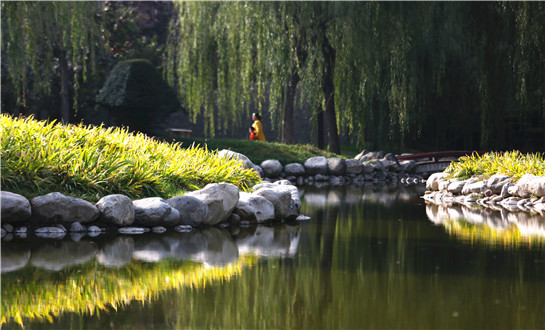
[2,2,545,152]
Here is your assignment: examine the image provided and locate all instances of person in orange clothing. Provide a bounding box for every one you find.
[249,126,256,140]
[251,113,266,141]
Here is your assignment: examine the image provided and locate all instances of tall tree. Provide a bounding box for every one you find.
[2,2,104,123]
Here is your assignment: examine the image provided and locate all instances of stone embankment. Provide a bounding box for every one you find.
[1,181,306,239]
[220,149,427,187]
[424,173,545,215]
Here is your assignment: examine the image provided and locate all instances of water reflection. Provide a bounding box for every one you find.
[1,223,300,328]
[426,202,545,247]
[3,186,545,329]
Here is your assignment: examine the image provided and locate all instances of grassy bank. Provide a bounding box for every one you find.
[1,115,261,201]
[165,137,357,165]
[444,151,545,181]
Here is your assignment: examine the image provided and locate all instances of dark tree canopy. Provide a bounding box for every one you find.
[97,59,179,133]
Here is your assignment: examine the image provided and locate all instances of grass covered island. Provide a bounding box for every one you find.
[0,115,343,202]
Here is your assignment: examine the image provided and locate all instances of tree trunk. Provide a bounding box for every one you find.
[321,37,340,154]
[59,50,72,123]
[281,67,300,144]
[317,107,325,149]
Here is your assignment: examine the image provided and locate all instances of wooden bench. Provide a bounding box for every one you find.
[166,128,192,138]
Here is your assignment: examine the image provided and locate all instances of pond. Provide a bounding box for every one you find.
[2,185,545,329]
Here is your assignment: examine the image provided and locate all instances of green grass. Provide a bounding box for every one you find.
[1,115,261,201]
[444,151,545,181]
[163,137,358,165]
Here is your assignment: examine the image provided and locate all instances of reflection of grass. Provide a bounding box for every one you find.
[1,257,256,327]
[443,219,545,248]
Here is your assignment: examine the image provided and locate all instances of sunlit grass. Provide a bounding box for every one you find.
[444,151,545,181]
[0,256,257,327]
[0,115,261,201]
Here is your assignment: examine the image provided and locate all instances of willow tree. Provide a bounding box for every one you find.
[1,2,103,123]
[166,2,343,152]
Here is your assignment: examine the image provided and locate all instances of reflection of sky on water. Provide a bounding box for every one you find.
[1,224,300,273]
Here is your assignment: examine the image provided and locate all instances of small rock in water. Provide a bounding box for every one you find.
[218,223,229,229]
[118,227,147,234]
[70,222,86,232]
[87,226,105,237]
[296,215,311,221]
[2,224,14,233]
[34,227,66,239]
[152,226,167,233]
[15,226,27,234]
[174,225,193,233]
[87,225,103,232]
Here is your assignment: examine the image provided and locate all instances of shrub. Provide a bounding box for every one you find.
[96,59,180,133]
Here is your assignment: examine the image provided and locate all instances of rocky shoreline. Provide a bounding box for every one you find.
[1,180,306,240]
[424,173,545,215]
[220,149,428,187]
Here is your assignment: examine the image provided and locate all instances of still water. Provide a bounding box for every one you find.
[2,185,545,329]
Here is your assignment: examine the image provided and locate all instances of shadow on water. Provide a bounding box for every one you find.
[2,184,545,329]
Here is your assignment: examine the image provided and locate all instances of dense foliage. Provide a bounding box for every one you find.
[96,59,180,133]
[2,2,544,152]
[166,2,545,152]
[444,151,545,181]
[0,115,261,201]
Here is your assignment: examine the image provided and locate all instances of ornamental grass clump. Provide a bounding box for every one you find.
[0,115,261,200]
[444,151,545,181]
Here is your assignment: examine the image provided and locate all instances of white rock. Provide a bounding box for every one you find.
[234,192,275,223]
[185,183,239,226]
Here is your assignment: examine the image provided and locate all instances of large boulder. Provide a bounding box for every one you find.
[328,158,346,175]
[284,163,306,176]
[508,174,545,198]
[260,159,283,178]
[426,173,448,191]
[31,192,99,224]
[218,150,254,170]
[447,179,468,194]
[487,174,512,195]
[185,183,239,226]
[362,162,375,174]
[304,156,328,175]
[345,159,364,174]
[399,160,417,173]
[253,182,301,220]
[133,197,176,226]
[96,194,135,226]
[233,192,275,223]
[167,195,209,227]
[1,191,31,223]
[254,188,291,221]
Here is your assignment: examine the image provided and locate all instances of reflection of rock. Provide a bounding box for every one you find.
[235,224,300,257]
[1,246,30,273]
[425,203,545,240]
[192,228,239,266]
[165,232,207,261]
[96,236,134,268]
[132,237,171,262]
[31,241,98,271]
